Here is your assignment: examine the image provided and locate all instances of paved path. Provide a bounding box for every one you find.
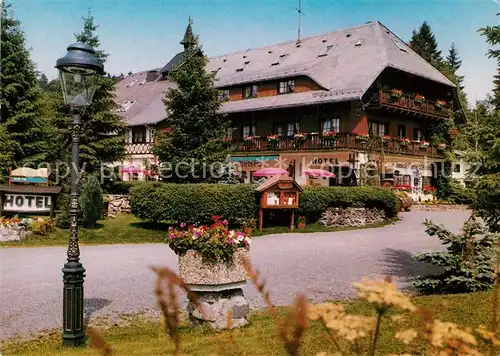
[0,211,470,340]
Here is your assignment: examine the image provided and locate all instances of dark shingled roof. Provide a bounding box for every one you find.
[159,52,184,74]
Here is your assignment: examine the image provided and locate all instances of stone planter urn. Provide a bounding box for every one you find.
[180,248,250,330]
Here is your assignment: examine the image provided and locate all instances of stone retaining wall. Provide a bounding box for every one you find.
[103,195,131,218]
[411,204,471,212]
[320,207,386,227]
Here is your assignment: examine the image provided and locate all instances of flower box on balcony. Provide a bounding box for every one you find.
[390,89,403,99]
[356,134,369,142]
[322,131,338,140]
[435,100,446,109]
[414,94,425,105]
[436,142,447,151]
[419,140,430,149]
[398,138,411,147]
[294,133,307,141]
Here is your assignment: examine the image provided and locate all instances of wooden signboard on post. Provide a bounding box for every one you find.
[255,175,303,231]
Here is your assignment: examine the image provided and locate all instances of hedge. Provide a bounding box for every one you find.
[130,183,259,224]
[131,183,398,225]
[298,186,399,222]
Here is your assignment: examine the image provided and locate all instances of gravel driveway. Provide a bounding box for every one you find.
[0,210,470,340]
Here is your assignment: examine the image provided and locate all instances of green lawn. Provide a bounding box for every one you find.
[0,214,397,247]
[2,291,494,356]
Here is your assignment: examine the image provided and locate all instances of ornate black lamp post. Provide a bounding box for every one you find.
[56,43,103,346]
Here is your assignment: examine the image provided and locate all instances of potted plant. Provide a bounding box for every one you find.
[436,142,447,150]
[382,134,393,144]
[322,130,337,140]
[419,140,430,149]
[356,133,369,142]
[267,134,279,149]
[435,99,446,109]
[297,216,306,230]
[239,217,256,235]
[399,137,411,147]
[294,132,306,141]
[448,128,459,139]
[166,216,251,289]
[390,88,403,100]
[414,94,425,104]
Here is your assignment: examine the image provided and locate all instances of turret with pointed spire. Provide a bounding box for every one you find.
[180,17,196,50]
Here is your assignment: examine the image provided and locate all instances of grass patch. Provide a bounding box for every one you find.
[2,291,492,355]
[0,215,398,248]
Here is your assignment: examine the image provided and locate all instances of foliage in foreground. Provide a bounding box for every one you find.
[80,256,499,356]
[413,218,499,294]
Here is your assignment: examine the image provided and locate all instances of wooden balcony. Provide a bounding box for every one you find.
[125,143,153,155]
[379,90,451,119]
[230,133,444,158]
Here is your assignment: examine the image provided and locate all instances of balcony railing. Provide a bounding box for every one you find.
[379,90,451,118]
[230,133,444,158]
[125,143,153,155]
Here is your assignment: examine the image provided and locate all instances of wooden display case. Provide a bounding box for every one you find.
[256,175,303,231]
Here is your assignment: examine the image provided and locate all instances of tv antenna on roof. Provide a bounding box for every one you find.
[296,0,305,46]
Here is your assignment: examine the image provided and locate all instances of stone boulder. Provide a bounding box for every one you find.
[320,207,386,227]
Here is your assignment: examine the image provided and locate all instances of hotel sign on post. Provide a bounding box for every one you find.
[3,194,52,213]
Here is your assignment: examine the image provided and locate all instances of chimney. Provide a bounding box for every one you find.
[146,71,159,82]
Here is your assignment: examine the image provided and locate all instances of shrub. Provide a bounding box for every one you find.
[413,218,498,294]
[474,173,500,232]
[31,218,56,236]
[446,179,475,204]
[299,186,399,222]
[79,175,104,228]
[102,180,143,195]
[131,183,398,225]
[131,183,259,225]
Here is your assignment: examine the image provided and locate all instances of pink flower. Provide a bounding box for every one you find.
[222,219,229,226]
[227,237,234,244]
[168,233,176,240]
[180,222,187,228]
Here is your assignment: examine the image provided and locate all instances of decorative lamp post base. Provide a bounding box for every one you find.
[62,261,86,346]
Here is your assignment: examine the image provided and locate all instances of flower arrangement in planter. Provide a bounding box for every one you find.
[448,128,459,139]
[419,140,430,149]
[435,99,447,109]
[390,88,403,99]
[436,142,447,150]
[294,132,307,140]
[238,217,256,235]
[223,137,233,142]
[356,133,369,142]
[297,216,306,230]
[382,134,393,143]
[167,216,251,266]
[322,130,338,140]
[267,134,279,143]
[423,185,437,195]
[414,94,425,104]
[398,137,411,146]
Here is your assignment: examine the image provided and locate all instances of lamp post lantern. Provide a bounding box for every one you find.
[56,43,103,347]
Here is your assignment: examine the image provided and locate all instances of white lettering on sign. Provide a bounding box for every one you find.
[3,194,52,213]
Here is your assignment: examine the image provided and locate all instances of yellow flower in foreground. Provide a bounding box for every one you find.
[430,320,477,348]
[308,302,375,342]
[352,278,416,312]
[395,328,418,344]
[477,325,500,346]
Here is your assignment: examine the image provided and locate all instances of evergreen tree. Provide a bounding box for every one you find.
[446,42,462,71]
[153,20,230,182]
[52,10,126,174]
[37,73,49,90]
[0,2,49,178]
[479,18,500,110]
[409,21,442,65]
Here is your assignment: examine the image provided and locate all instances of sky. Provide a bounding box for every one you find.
[12,0,500,105]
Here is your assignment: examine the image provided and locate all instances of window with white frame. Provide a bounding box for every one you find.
[318,44,335,57]
[322,118,340,133]
[369,121,389,137]
[219,89,230,101]
[132,126,146,143]
[243,84,258,98]
[273,124,283,136]
[287,121,299,136]
[242,124,256,138]
[413,128,423,141]
[278,79,295,94]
